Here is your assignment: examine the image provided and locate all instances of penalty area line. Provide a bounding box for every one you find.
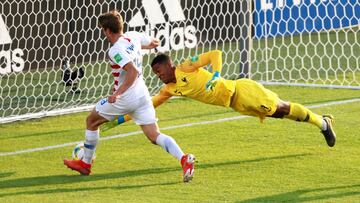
[0,98,359,157]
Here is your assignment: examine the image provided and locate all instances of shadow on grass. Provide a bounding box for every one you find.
[0,181,180,198]
[0,153,310,193]
[0,172,15,179]
[237,184,360,202]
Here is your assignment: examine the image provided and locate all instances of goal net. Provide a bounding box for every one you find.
[251,0,360,89]
[0,0,359,123]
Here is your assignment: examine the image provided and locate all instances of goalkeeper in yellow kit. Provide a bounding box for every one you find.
[101,50,336,147]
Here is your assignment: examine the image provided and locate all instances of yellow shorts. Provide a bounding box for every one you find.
[230,79,280,122]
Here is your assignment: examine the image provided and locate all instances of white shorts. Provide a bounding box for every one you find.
[95,96,157,125]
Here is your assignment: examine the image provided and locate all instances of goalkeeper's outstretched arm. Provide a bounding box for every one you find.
[179,50,223,91]
[181,50,223,73]
[100,86,172,132]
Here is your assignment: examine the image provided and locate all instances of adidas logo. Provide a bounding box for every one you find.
[0,14,24,75]
[129,0,186,27]
[0,15,12,45]
[129,0,197,52]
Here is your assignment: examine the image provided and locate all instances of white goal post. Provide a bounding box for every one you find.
[0,0,359,123]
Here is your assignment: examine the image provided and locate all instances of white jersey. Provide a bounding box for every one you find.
[108,31,152,101]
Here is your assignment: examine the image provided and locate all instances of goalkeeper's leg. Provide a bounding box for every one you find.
[100,114,132,132]
[271,101,336,147]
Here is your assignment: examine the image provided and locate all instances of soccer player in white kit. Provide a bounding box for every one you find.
[64,11,195,182]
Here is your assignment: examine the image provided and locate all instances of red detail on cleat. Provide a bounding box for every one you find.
[64,159,92,175]
[181,154,195,182]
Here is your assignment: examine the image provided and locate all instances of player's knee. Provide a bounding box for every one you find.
[86,115,95,129]
[86,114,101,130]
[141,124,161,144]
[271,101,290,118]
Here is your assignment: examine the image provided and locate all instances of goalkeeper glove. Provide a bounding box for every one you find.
[205,71,220,91]
[100,115,126,132]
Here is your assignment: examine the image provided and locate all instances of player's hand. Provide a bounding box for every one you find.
[108,94,119,103]
[206,71,220,91]
[142,38,160,49]
[150,38,160,48]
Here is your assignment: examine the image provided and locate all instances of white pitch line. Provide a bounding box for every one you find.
[1,98,359,157]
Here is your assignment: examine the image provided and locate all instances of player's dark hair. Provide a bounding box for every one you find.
[98,10,123,34]
[151,54,170,67]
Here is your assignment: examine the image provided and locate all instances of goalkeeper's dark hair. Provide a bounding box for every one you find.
[151,53,170,67]
[98,10,123,34]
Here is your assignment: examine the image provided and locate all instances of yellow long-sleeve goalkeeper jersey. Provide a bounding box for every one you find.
[152,50,236,108]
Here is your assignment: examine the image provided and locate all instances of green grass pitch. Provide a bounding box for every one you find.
[0,86,359,202]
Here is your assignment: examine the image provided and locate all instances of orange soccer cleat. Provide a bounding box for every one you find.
[64,159,92,175]
[181,154,195,182]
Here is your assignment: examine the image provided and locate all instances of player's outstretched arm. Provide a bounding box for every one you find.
[205,70,220,91]
[180,50,222,91]
[194,50,223,91]
[100,86,172,132]
[184,50,223,73]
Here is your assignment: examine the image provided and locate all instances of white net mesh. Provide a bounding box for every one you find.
[0,0,249,122]
[251,0,360,88]
[0,0,359,123]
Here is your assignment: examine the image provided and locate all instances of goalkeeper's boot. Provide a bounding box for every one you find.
[64,159,91,175]
[181,154,195,182]
[321,115,336,147]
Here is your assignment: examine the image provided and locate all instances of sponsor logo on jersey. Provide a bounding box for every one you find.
[126,44,135,54]
[100,98,108,105]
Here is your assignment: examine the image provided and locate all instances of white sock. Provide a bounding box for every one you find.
[156,133,184,160]
[83,129,99,164]
[321,119,327,131]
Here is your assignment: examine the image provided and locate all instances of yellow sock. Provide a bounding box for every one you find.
[285,103,323,129]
